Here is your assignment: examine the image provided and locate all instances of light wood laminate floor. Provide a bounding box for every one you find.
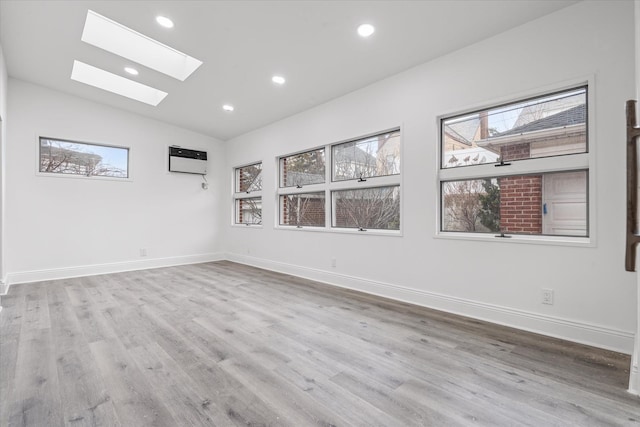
[1,261,638,426]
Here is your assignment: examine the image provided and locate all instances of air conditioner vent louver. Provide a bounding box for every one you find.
[169,147,207,174]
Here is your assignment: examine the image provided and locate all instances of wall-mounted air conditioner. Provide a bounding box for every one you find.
[168,146,207,175]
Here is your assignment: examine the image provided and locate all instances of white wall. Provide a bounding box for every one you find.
[224,1,638,353]
[0,44,8,294]
[6,79,226,283]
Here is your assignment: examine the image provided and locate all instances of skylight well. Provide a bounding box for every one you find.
[81,10,202,81]
[71,61,168,106]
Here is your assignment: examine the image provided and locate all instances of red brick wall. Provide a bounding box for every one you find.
[281,196,324,226]
[500,143,530,162]
[499,175,542,234]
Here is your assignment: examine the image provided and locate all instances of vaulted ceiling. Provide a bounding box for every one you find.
[0,0,578,141]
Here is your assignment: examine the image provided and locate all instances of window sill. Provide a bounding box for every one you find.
[36,171,133,182]
[276,225,402,237]
[231,224,263,229]
[434,231,593,247]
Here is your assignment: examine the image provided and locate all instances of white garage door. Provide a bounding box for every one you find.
[542,171,587,236]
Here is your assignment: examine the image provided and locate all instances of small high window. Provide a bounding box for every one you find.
[39,137,129,178]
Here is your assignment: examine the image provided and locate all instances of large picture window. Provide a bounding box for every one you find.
[233,162,263,225]
[39,137,129,178]
[439,86,589,238]
[277,129,401,232]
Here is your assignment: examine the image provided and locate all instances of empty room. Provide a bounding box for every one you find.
[1,0,640,425]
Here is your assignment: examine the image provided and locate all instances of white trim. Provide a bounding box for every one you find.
[226,253,634,355]
[5,252,224,286]
[439,153,589,181]
[0,277,7,314]
[434,230,592,247]
[274,223,402,237]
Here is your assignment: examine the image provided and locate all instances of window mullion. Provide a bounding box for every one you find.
[329,175,400,191]
[326,144,332,228]
[439,153,590,182]
[234,190,263,200]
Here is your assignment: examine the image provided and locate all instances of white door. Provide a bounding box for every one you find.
[542,171,587,236]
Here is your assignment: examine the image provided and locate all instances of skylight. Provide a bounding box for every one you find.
[71,60,168,106]
[81,10,202,81]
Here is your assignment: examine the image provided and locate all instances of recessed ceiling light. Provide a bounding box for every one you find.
[357,24,375,38]
[71,60,168,106]
[124,67,139,75]
[222,104,234,112]
[272,75,286,85]
[156,16,174,28]
[82,10,202,81]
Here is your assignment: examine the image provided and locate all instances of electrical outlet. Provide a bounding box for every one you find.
[542,288,554,305]
[140,248,147,257]
[331,258,337,268]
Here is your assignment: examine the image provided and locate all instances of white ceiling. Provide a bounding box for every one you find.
[0,0,578,141]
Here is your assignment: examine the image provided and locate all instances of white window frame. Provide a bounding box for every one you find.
[436,80,595,247]
[36,135,131,182]
[232,161,263,227]
[276,127,402,236]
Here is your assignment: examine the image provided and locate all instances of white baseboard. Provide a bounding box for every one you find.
[0,276,7,312]
[5,252,225,286]
[226,253,635,355]
[0,282,7,295]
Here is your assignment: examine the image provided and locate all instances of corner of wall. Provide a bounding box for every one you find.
[0,42,8,303]
[5,252,225,286]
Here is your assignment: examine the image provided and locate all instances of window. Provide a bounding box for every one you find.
[279,148,325,188]
[39,137,129,178]
[277,129,401,232]
[233,162,262,225]
[332,131,400,181]
[439,86,589,238]
[333,186,400,230]
[280,192,325,227]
